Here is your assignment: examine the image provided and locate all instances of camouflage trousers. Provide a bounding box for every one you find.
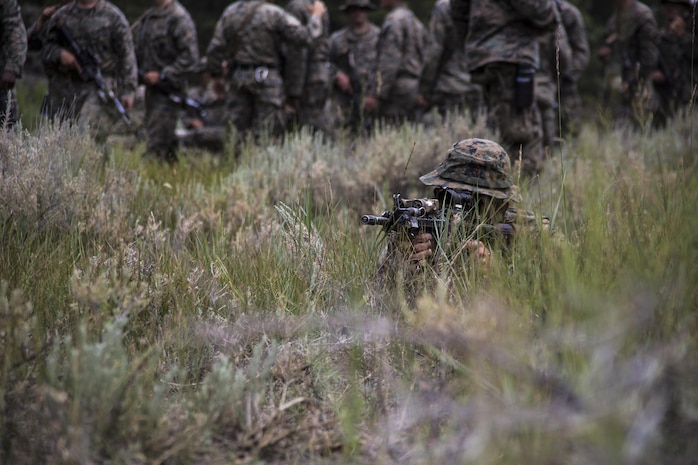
[1,88,18,128]
[298,82,333,133]
[535,76,559,150]
[471,63,544,175]
[226,67,285,139]
[560,78,582,137]
[145,88,179,161]
[379,76,420,123]
[46,76,130,140]
[430,85,484,120]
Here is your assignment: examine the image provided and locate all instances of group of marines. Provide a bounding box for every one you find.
[1,0,696,170]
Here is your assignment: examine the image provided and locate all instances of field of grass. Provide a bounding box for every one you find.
[1,108,697,464]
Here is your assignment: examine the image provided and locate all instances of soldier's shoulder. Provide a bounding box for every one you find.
[504,208,551,231]
[97,0,128,19]
[633,1,657,23]
[434,0,452,14]
[559,0,583,22]
[171,0,195,19]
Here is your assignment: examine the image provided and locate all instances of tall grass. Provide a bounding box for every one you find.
[1,111,697,464]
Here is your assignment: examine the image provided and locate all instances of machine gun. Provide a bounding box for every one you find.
[140,71,207,119]
[53,23,131,126]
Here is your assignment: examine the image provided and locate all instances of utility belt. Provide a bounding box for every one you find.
[234,63,275,83]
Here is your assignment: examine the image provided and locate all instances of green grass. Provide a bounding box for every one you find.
[1,110,697,464]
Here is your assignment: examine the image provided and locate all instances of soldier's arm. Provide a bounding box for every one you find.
[1,0,28,79]
[561,2,589,82]
[205,6,234,76]
[635,13,659,79]
[161,13,200,81]
[112,11,138,98]
[419,3,448,97]
[370,22,402,100]
[284,0,311,99]
[556,21,573,78]
[510,0,556,29]
[449,0,470,45]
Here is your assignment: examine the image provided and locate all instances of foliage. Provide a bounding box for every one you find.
[1,108,697,463]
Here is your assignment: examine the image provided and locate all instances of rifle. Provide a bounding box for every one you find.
[140,71,207,119]
[361,190,513,241]
[53,23,131,126]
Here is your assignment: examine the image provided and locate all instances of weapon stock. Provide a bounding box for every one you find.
[54,23,131,126]
[140,71,207,119]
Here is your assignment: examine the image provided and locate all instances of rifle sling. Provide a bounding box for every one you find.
[229,1,265,63]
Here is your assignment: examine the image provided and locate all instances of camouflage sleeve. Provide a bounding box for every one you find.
[1,0,28,77]
[449,0,470,45]
[555,17,573,78]
[161,12,199,80]
[42,9,66,69]
[636,11,659,79]
[284,0,310,98]
[372,21,403,100]
[205,7,232,76]
[419,2,449,96]
[111,11,138,97]
[510,0,556,29]
[560,2,589,82]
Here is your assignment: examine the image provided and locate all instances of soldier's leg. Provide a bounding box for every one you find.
[472,63,544,176]
[300,82,330,134]
[536,77,557,152]
[253,70,286,138]
[79,90,131,142]
[560,79,582,137]
[145,89,179,162]
[225,80,254,142]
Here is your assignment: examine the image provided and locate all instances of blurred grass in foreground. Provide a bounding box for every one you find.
[1,112,697,464]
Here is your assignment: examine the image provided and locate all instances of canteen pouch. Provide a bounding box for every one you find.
[514,66,535,109]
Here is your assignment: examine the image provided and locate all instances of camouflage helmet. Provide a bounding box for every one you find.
[419,138,521,202]
[339,0,377,11]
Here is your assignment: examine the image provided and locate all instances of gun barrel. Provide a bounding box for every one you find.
[361,215,389,226]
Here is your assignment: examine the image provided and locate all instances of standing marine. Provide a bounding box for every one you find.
[205,0,327,141]
[284,0,331,133]
[652,0,697,119]
[419,0,482,119]
[598,0,659,126]
[1,0,27,128]
[132,0,199,163]
[558,0,590,137]
[42,0,137,137]
[328,0,380,132]
[450,0,559,176]
[364,0,427,123]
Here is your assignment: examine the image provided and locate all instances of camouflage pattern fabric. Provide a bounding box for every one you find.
[133,0,199,161]
[1,0,27,127]
[419,0,482,116]
[536,13,571,149]
[450,0,557,71]
[206,0,323,138]
[656,2,698,117]
[559,0,589,136]
[368,4,427,121]
[284,0,331,132]
[42,0,137,136]
[449,0,557,174]
[328,22,380,128]
[602,0,659,122]
[180,81,228,152]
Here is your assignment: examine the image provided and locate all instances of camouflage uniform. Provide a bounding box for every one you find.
[328,1,379,131]
[601,0,659,124]
[206,0,324,139]
[367,3,427,122]
[450,0,557,175]
[419,0,482,117]
[1,0,27,128]
[558,0,589,136]
[132,0,199,162]
[376,139,551,294]
[180,79,228,152]
[284,0,331,132]
[42,0,137,137]
[536,11,571,151]
[656,0,698,118]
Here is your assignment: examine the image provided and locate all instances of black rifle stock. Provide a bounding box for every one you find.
[54,23,131,126]
[140,71,206,119]
[362,190,513,241]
